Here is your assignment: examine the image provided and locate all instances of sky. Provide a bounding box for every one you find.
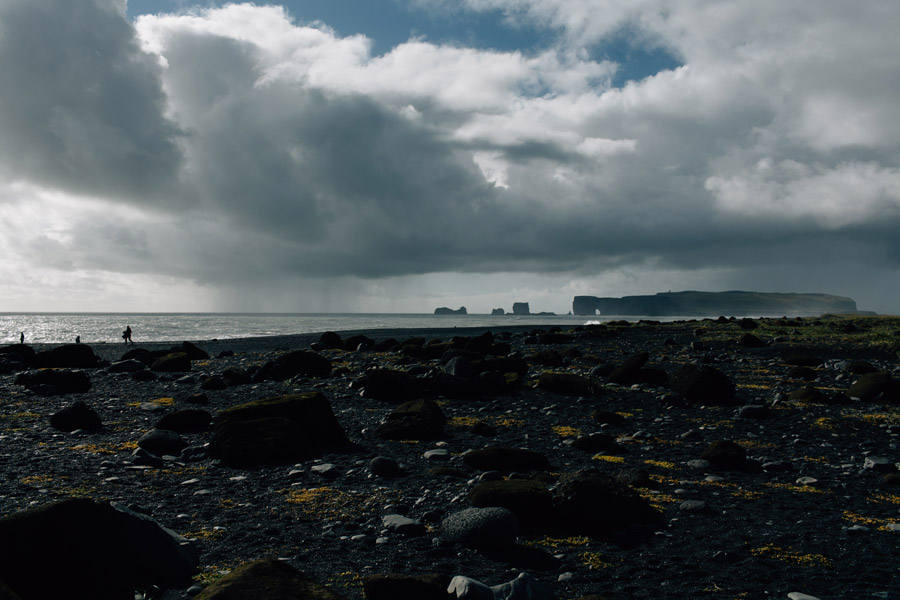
[1,0,899,314]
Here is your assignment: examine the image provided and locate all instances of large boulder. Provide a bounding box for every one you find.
[552,469,663,537]
[150,352,192,373]
[255,350,332,381]
[605,351,649,385]
[700,440,763,472]
[363,573,450,600]
[351,368,423,402]
[847,372,900,402]
[33,344,101,368]
[669,364,738,405]
[537,372,603,397]
[376,399,446,441]
[195,558,347,600]
[462,447,552,472]
[469,479,553,528]
[155,409,212,433]
[49,400,102,432]
[441,507,520,549]
[0,499,197,600]
[208,393,354,467]
[15,369,91,395]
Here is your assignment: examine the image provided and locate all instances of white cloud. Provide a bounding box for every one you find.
[0,0,899,313]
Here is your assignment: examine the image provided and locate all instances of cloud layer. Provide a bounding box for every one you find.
[1,0,899,312]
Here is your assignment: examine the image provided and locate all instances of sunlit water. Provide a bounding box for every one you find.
[0,313,684,345]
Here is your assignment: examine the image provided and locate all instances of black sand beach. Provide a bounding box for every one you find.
[2,316,900,599]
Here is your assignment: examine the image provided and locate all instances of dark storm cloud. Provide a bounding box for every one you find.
[0,0,182,200]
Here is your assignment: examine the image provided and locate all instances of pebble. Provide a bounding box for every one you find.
[424,448,451,461]
[795,476,818,486]
[310,463,339,479]
[381,514,426,536]
[787,594,821,600]
[863,456,896,473]
[679,500,707,512]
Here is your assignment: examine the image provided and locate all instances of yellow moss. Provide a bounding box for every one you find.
[732,489,764,500]
[552,425,582,438]
[182,528,225,541]
[20,474,52,486]
[738,383,773,390]
[869,493,900,506]
[490,416,525,427]
[447,416,480,427]
[0,411,40,420]
[812,417,836,430]
[736,439,778,449]
[69,443,117,455]
[764,482,829,494]
[750,543,833,568]
[150,397,175,406]
[580,551,612,570]
[526,536,590,549]
[592,454,625,463]
[643,459,676,469]
[803,456,830,463]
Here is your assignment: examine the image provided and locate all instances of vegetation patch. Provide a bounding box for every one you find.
[750,544,833,568]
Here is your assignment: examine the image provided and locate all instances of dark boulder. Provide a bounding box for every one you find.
[0,499,197,600]
[318,331,344,350]
[552,469,664,537]
[700,440,762,472]
[0,344,35,361]
[528,349,564,367]
[537,372,603,397]
[155,409,212,433]
[376,399,446,441]
[570,433,624,454]
[343,334,375,351]
[108,359,146,373]
[847,372,898,402]
[15,369,91,395]
[462,447,552,472]
[209,392,354,467]
[49,400,102,432]
[670,364,737,405]
[606,352,649,385]
[351,368,423,402]
[138,429,189,457]
[33,344,101,368]
[194,558,346,600]
[150,352,192,373]
[200,375,227,390]
[788,366,818,381]
[363,574,450,600]
[441,507,520,549]
[254,350,331,381]
[469,479,553,527]
[738,333,766,348]
[222,367,252,386]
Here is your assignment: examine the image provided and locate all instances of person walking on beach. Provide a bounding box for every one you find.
[19,332,23,344]
[123,326,133,345]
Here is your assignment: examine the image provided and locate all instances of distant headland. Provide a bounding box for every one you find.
[573,290,867,317]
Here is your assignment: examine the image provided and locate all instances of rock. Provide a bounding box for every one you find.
[447,572,554,600]
[552,469,664,537]
[738,318,758,330]
[363,574,450,600]
[591,410,627,426]
[670,364,738,406]
[847,372,897,402]
[138,429,189,457]
[352,368,423,402]
[194,558,347,600]
[369,456,401,478]
[445,356,475,378]
[200,375,227,390]
[435,306,467,315]
[310,463,339,479]
[49,400,102,432]
[700,441,761,472]
[132,369,157,382]
[787,594,821,600]
[376,398,446,440]
[156,409,213,433]
[318,331,344,350]
[788,366,818,381]
[463,447,552,472]
[537,372,603,397]
[108,359,146,373]
[209,393,354,467]
[569,433,624,453]
[738,333,766,348]
[33,344,101,368]
[782,352,824,367]
[222,367,252,386]
[0,499,197,600]
[863,456,897,473]
[528,349,564,367]
[678,500,708,512]
[382,514,427,536]
[469,479,553,527]
[15,369,92,394]
[606,351,649,385]
[441,507,520,549]
[737,405,774,420]
[150,352,192,373]
[255,350,332,381]
[424,448,451,460]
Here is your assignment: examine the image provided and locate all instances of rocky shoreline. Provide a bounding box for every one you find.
[1,315,900,599]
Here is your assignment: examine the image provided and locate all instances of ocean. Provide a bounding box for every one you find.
[0,312,660,345]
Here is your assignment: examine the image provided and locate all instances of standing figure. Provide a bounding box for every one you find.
[19,332,24,344]
[122,326,133,345]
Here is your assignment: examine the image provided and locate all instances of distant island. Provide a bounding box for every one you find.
[434,306,467,315]
[573,291,864,317]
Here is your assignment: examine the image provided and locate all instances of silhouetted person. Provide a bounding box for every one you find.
[122,326,133,345]
[75,335,80,344]
[19,332,23,344]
